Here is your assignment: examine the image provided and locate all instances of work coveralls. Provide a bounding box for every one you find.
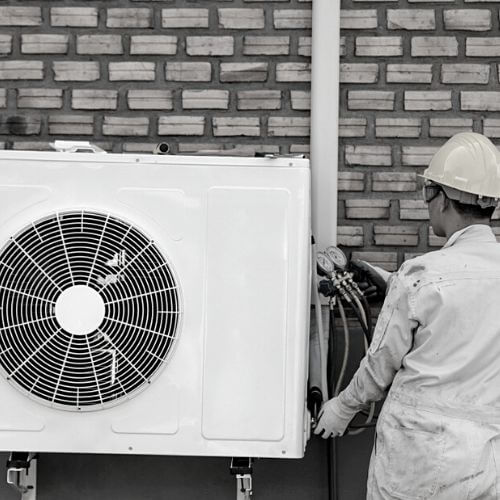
[333,224,500,499]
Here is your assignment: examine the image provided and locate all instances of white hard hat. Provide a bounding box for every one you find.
[421,132,500,204]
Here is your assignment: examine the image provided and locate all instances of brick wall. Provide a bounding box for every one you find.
[1,1,500,267]
[0,1,312,156]
[339,0,500,269]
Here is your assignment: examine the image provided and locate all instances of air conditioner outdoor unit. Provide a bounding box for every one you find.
[0,149,311,461]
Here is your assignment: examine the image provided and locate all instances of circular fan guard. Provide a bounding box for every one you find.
[0,211,181,411]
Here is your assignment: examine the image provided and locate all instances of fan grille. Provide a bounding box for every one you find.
[0,211,181,411]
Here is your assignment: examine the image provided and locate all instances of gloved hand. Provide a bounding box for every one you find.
[313,397,352,439]
[349,259,392,301]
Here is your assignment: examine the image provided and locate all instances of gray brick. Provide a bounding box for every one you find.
[213,117,260,136]
[183,90,229,109]
[0,61,43,80]
[18,89,63,109]
[0,89,6,108]
[298,37,312,56]
[387,9,435,30]
[466,38,500,57]
[53,61,99,82]
[405,91,452,111]
[268,117,310,136]
[345,199,390,219]
[178,143,224,154]
[237,90,281,110]
[337,226,364,247]
[243,36,289,56]
[405,253,425,261]
[231,144,281,155]
[22,35,69,54]
[340,9,377,29]
[400,200,429,220]
[444,9,491,31]
[127,90,173,110]
[350,251,398,272]
[72,90,118,110]
[0,35,12,55]
[412,37,458,56]
[158,116,205,136]
[10,141,51,151]
[339,118,367,138]
[376,118,421,138]
[221,63,268,82]
[0,115,41,135]
[483,119,500,138]
[109,62,155,81]
[103,116,149,136]
[107,8,152,28]
[372,172,418,191]
[122,143,157,154]
[274,10,312,29]
[441,64,490,84]
[77,35,123,55]
[276,63,310,82]
[166,62,211,82]
[130,36,177,55]
[386,64,432,83]
[186,36,234,56]
[356,36,403,56]
[429,118,473,137]
[402,146,439,166]
[338,171,365,191]
[340,37,346,57]
[374,226,419,246]
[290,144,310,154]
[461,91,500,111]
[51,7,98,27]
[219,8,265,29]
[340,63,378,83]
[345,145,392,166]
[290,90,310,110]
[48,115,94,135]
[162,9,209,28]
[348,91,394,110]
[429,227,447,247]
[0,7,41,26]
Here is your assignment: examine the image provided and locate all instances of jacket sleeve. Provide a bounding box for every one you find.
[330,273,418,432]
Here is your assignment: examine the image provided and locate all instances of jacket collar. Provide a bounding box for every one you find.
[443,224,496,249]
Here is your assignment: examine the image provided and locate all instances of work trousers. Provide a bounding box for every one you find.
[367,398,500,500]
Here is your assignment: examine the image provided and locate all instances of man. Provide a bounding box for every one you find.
[315,132,500,499]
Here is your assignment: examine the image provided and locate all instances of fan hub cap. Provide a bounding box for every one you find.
[55,285,105,336]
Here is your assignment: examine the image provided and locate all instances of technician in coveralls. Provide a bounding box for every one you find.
[315,132,500,499]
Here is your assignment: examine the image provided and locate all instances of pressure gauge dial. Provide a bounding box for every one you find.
[325,246,348,271]
[316,252,334,276]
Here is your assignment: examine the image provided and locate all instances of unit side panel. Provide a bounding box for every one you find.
[202,187,289,442]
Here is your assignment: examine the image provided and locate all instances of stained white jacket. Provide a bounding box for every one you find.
[335,224,500,499]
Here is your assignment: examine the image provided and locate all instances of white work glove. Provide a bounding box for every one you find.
[313,397,353,439]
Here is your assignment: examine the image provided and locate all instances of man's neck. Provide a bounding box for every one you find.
[444,220,489,240]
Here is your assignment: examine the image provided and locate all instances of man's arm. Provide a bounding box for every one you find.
[314,273,418,438]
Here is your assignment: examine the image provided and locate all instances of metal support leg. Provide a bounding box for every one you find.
[230,457,253,500]
[6,452,37,500]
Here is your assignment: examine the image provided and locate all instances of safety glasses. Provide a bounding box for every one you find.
[422,184,442,203]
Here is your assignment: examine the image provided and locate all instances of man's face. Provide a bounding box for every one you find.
[423,183,446,237]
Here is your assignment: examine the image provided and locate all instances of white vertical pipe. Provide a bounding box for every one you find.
[310,0,340,250]
[309,0,340,401]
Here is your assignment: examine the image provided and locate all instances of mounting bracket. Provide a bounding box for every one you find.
[6,452,37,500]
[230,457,253,500]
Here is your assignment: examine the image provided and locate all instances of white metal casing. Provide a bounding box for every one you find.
[0,150,311,459]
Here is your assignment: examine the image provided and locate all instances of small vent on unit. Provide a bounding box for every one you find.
[0,211,181,411]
